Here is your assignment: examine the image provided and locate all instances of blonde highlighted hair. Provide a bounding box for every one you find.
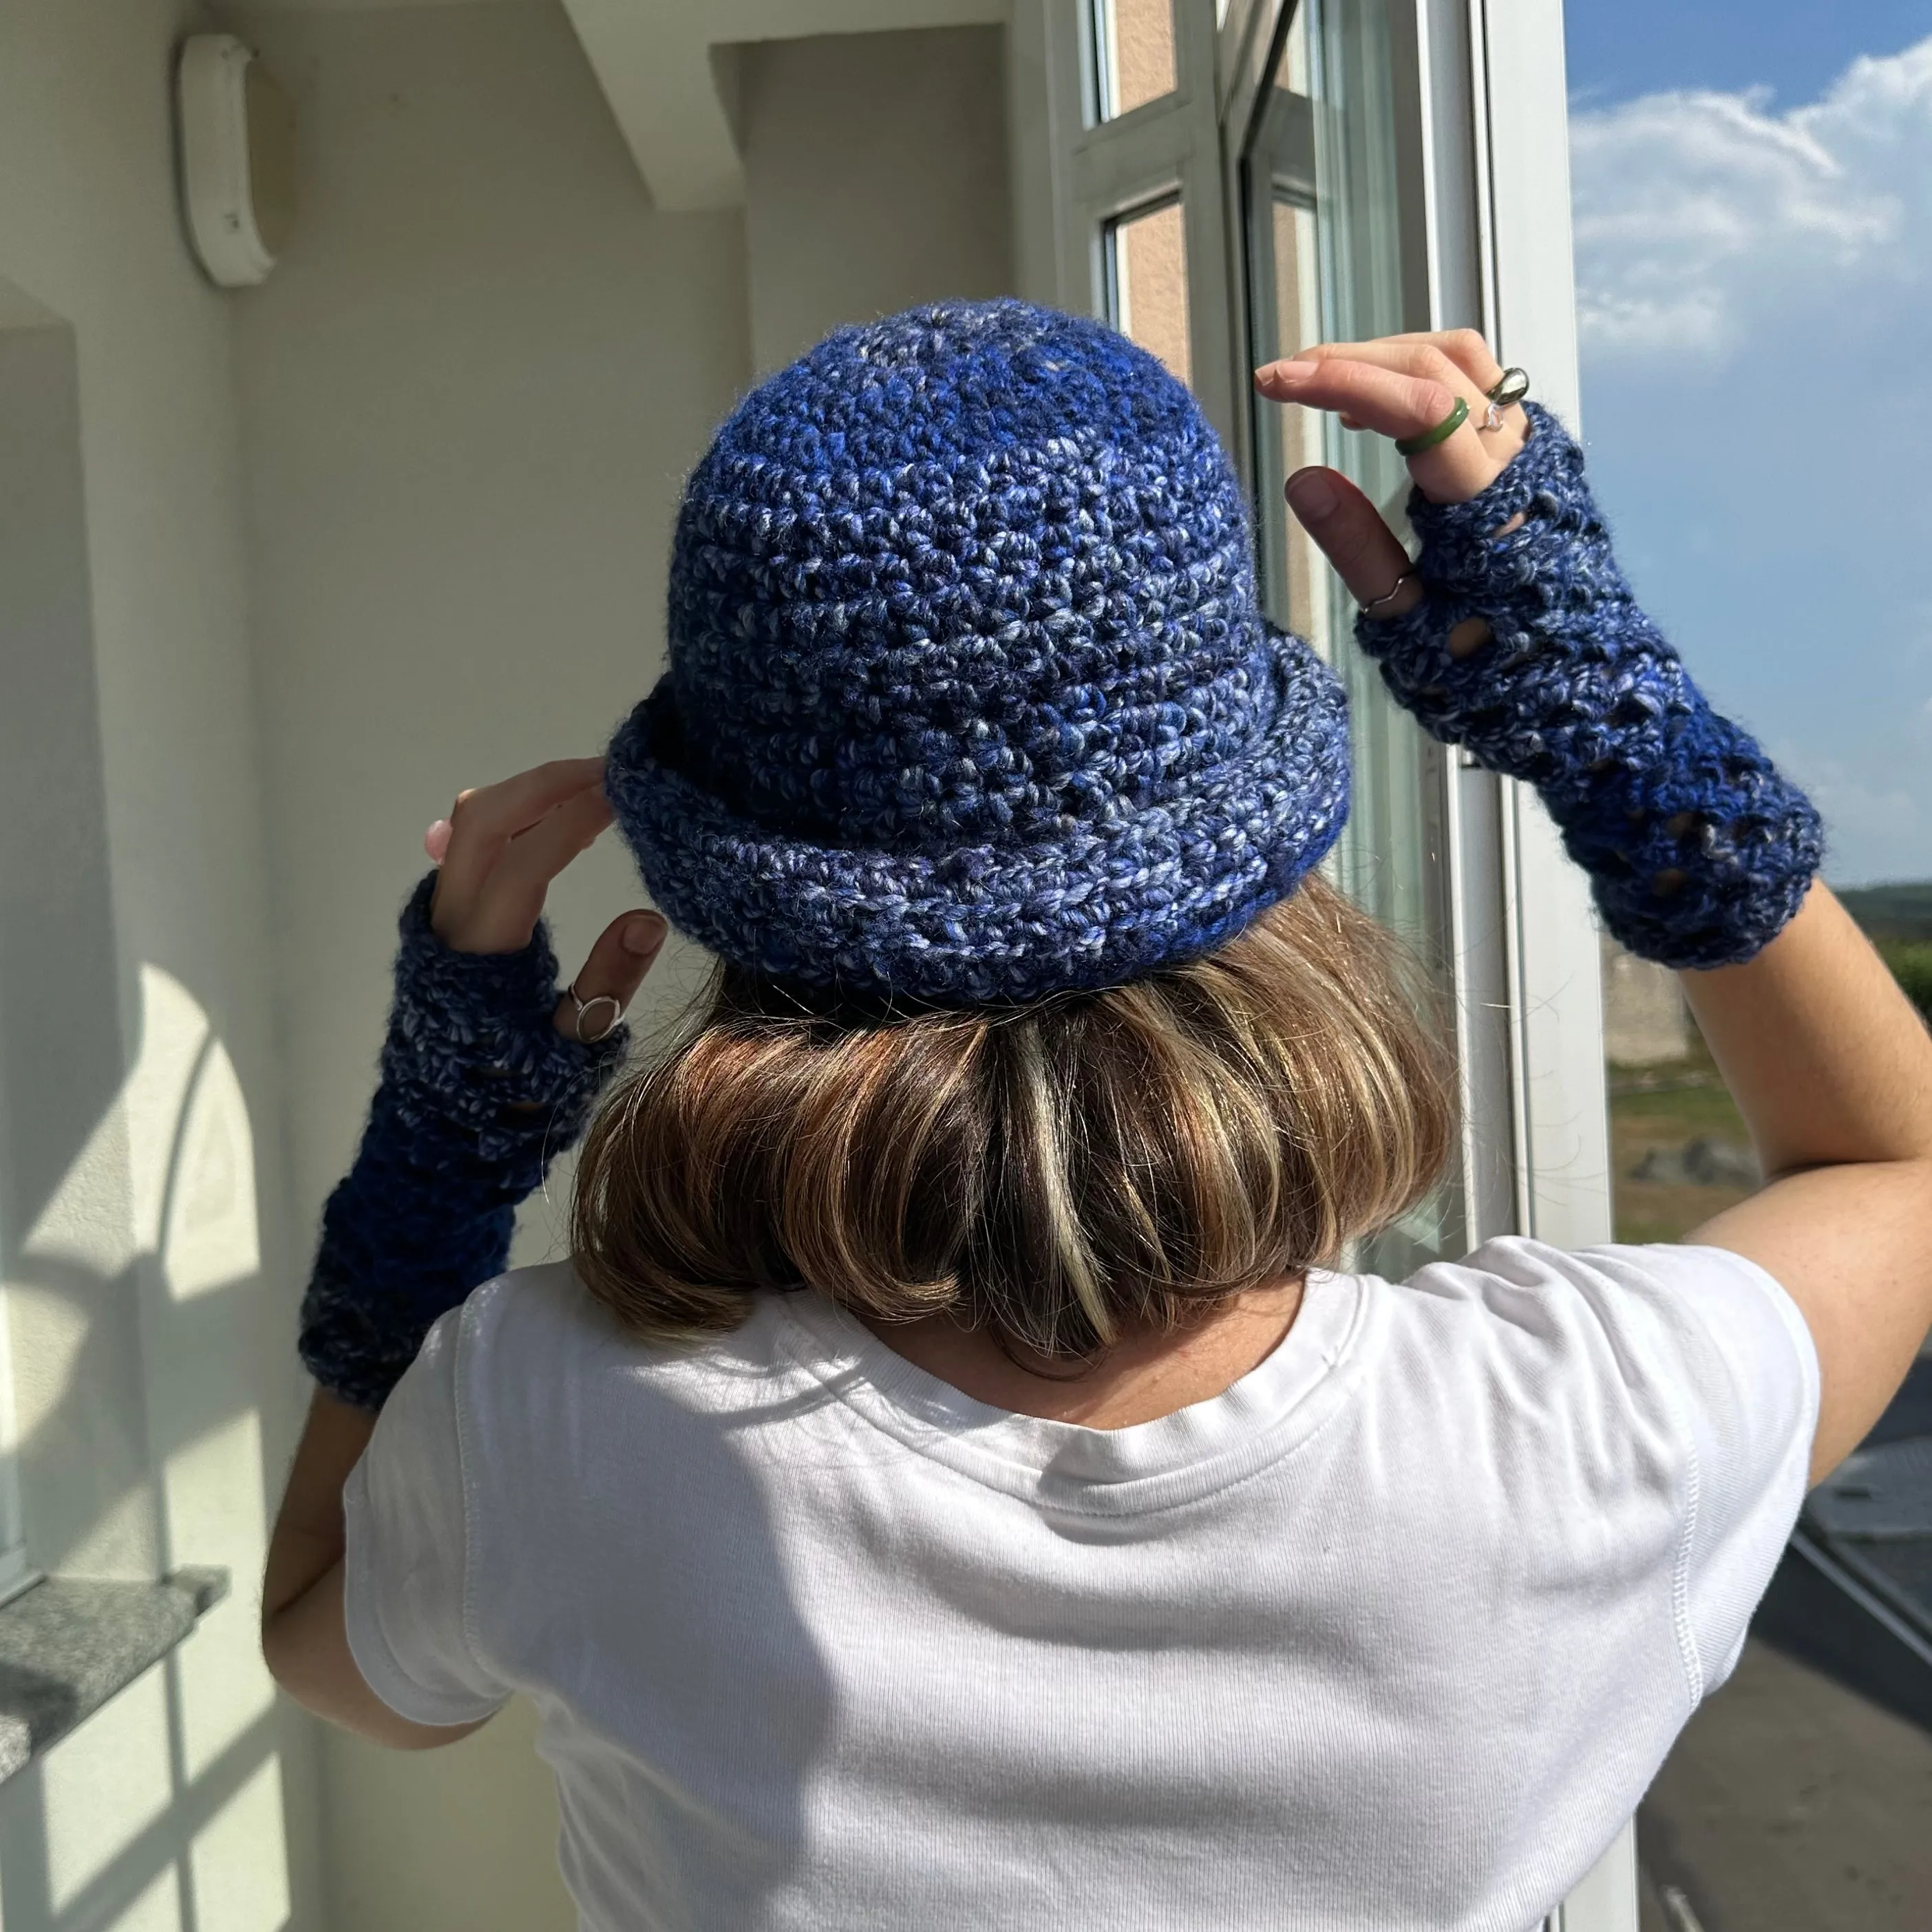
[572,875,1455,1361]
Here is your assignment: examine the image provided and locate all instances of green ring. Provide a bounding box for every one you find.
[1394,394,1469,456]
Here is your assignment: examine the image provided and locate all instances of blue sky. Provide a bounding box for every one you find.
[1563,2,1932,884]
[1567,2,1932,109]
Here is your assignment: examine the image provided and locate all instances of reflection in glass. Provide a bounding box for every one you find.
[1090,0,1177,122]
[1107,197,1191,387]
[1269,195,1324,648]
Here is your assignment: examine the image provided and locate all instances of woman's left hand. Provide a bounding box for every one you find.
[423,756,666,1041]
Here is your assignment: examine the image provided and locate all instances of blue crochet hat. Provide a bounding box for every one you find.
[604,299,1350,1006]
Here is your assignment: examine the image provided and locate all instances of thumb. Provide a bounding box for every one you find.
[554,910,667,1043]
[1284,466,1422,618]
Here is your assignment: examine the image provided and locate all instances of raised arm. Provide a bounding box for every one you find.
[1678,887,1932,1479]
[262,759,665,1743]
[1259,331,1932,1485]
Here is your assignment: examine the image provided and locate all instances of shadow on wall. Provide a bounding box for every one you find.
[0,305,291,1927]
[0,293,830,1932]
[2,964,292,1929]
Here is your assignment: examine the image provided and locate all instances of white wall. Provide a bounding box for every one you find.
[224,3,1017,1924]
[226,2,749,1924]
[2,0,1024,1924]
[0,1,323,1927]
[741,24,1014,372]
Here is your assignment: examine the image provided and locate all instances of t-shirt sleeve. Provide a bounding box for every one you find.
[341,1303,512,1726]
[1582,1242,1821,1697]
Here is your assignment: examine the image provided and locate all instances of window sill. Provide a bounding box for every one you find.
[0,1567,231,1782]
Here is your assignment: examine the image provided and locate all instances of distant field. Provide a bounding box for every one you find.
[1835,880,1932,1016]
[1838,879,1932,942]
[1607,882,1932,1242]
[1608,1044,1752,1245]
[1877,940,1932,1018]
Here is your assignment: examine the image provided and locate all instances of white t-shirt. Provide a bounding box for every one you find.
[343,1238,1818,1932]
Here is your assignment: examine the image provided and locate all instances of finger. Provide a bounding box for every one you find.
[1291,336,1529,461]
[1255,357,1496,503]
[1293,335,1505,402]
[1367,328,1507,392]
[553,911,668,1042]
[1277,340,1492,427]
[455,788,616,954]
[1282,466,1420,615]
[434,758,608,922]
[1256,354,1453,436]
[1280,339,1474,381]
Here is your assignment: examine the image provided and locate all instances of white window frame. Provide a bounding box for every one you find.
[1010,3,1628,1925]
[1035,0,1240,449]
[1469,0,1614,1267]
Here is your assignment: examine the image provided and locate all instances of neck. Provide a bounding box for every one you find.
[856,1277,1306,1430]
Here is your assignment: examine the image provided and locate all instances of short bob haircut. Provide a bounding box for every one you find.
[572,874,1456,1363]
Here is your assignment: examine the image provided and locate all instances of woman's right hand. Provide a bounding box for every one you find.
[424,757,666,1043]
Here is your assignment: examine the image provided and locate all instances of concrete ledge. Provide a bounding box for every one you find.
[0,1567,231,1781]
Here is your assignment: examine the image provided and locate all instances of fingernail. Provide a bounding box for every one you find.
[623,913,667,955]
[1286,469,1336,519]
[424,818,452,863]
[1257,359,1312,386]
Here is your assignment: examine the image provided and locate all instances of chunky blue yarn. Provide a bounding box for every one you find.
[298,873,628,1410]
[1358,404,1822,969]
[604,299,1351,1006]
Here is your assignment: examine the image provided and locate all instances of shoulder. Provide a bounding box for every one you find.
[1363,1235,1818,1470]
[456,1257,622,1357]
[445,1264,803,1434]
[412,1275,833,1593]
[1383,1234,1811,1359]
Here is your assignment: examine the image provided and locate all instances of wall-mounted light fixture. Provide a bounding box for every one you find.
[176,34,296,288]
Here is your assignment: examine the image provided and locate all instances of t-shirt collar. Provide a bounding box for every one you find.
[768,1269,1369,1515]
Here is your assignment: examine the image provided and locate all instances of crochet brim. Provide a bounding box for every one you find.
[605,626,1350,1007]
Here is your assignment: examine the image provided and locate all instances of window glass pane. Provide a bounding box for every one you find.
[1092,0,1177,122]
[1107,198,1191,387]
[1605,941,1751,1245]
[1304,0,1424,933]
[1242,0,1452,1271]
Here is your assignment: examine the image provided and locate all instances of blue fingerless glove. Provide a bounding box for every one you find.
[297,873,629,1410]
[1356,402,1823,968]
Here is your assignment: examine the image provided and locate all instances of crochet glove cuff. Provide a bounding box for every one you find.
[1356,402,1822,968]
[297,872,630,1410]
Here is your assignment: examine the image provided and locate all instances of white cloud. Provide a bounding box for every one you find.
[1569,40,1932,884]
[1571,41,1932,360]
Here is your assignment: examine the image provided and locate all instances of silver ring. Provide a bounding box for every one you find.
[1485,365,1529,408]
[566,985,623,1045]
[1357,565,1417,619]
